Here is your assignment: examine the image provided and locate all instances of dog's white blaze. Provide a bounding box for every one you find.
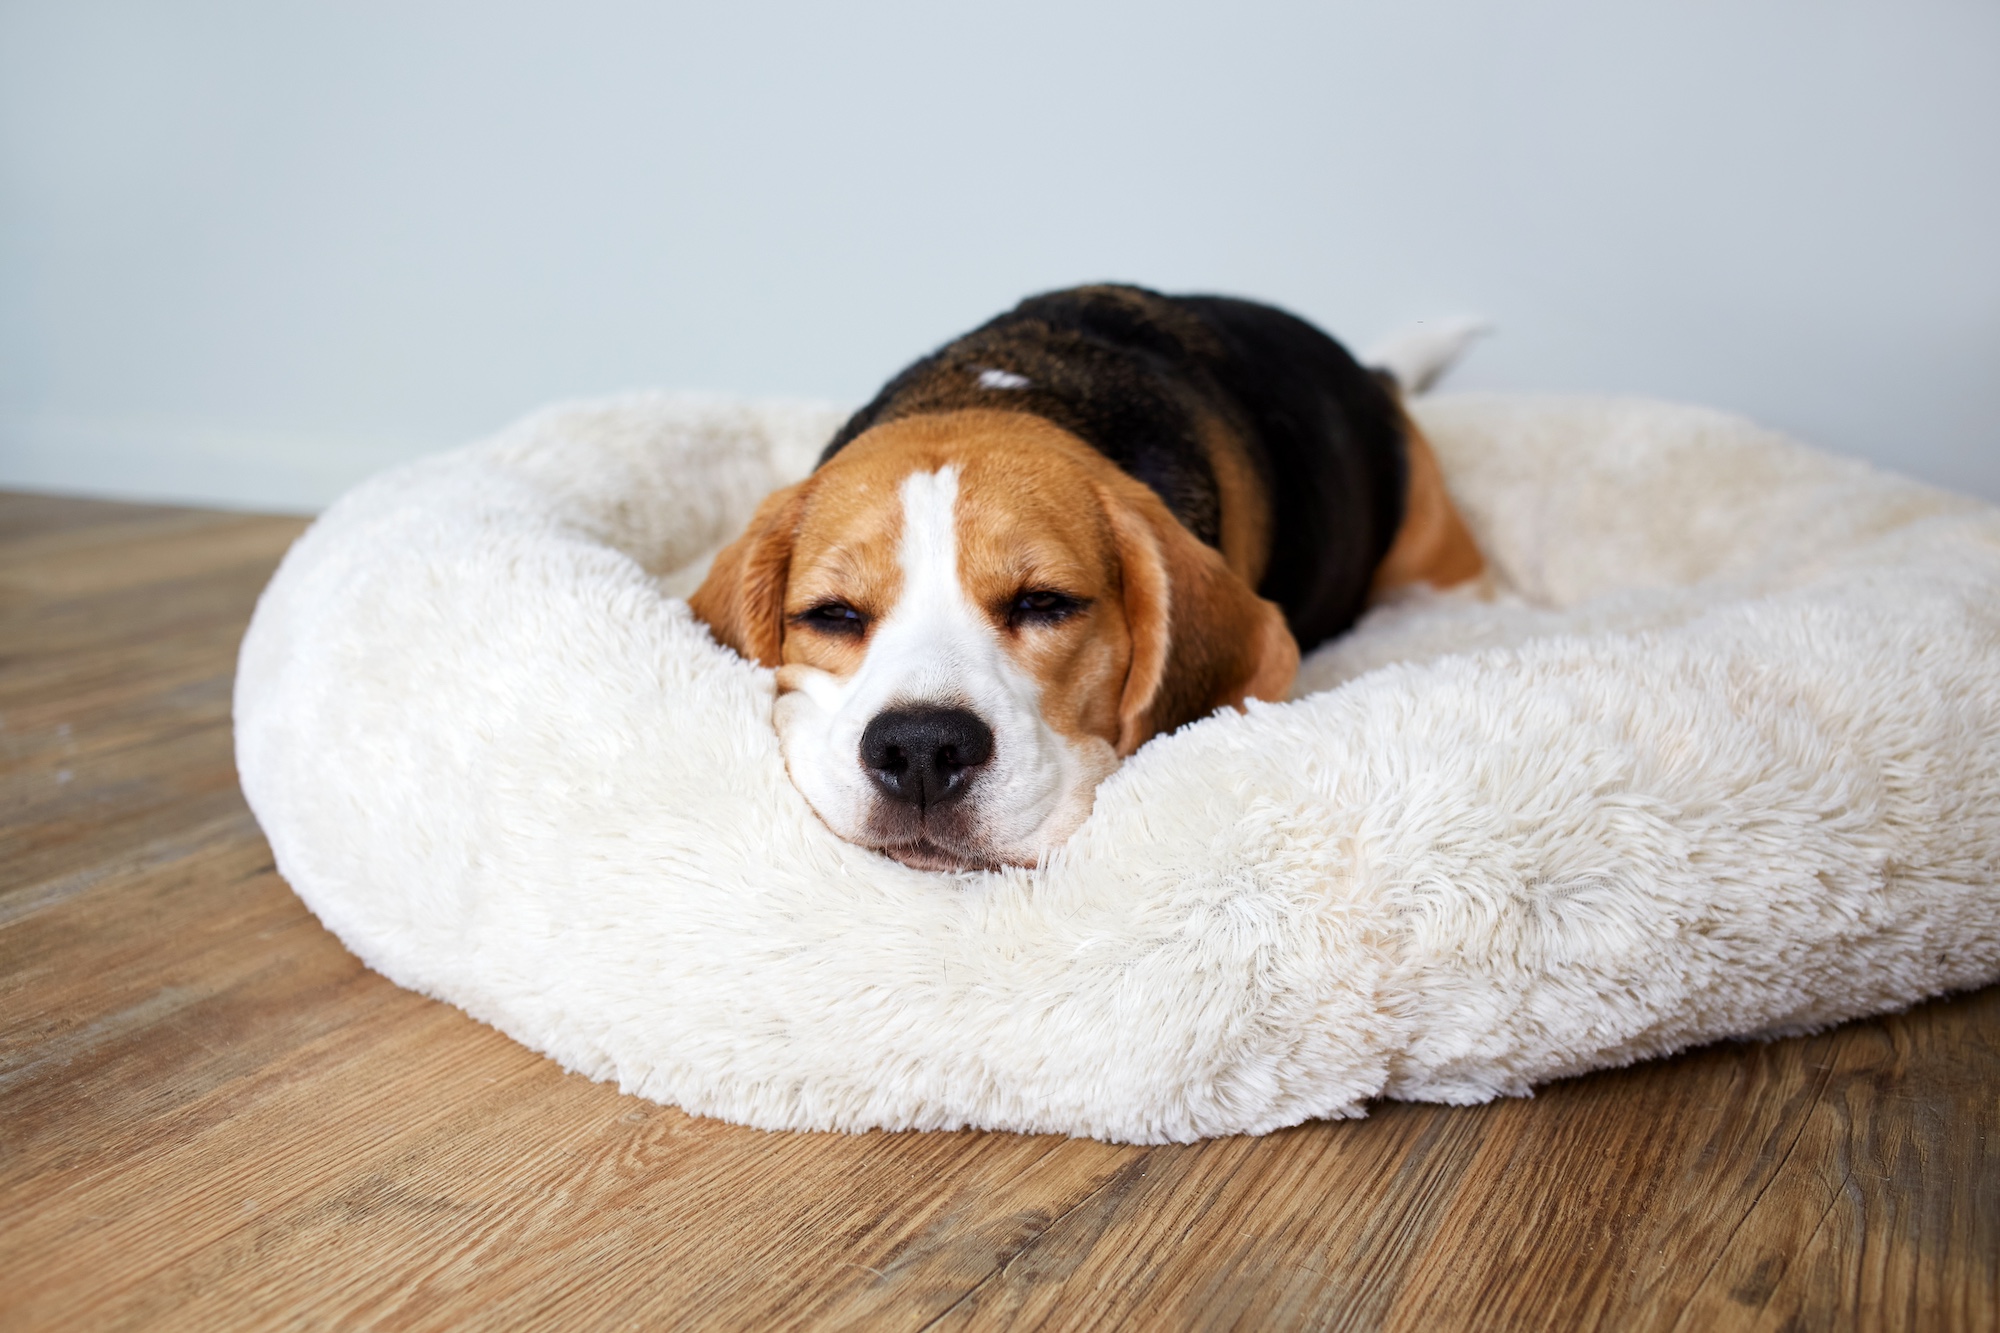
[773,465,1111,865]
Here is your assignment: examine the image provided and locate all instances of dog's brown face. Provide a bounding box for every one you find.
[689,409,1298,870]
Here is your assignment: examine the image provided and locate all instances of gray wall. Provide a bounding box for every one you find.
[3,0,1996,511]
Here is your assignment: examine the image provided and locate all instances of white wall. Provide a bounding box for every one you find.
[3,0,1995,512]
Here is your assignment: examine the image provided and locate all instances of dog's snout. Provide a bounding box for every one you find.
[860,706,994,810]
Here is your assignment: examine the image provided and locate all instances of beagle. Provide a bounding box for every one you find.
[691,284,1484,871]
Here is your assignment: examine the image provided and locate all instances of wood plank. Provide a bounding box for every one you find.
[0,489,1994,1331]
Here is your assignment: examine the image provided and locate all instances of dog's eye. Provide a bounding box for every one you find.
[793,601,868,636]
[1007,590,1085,629]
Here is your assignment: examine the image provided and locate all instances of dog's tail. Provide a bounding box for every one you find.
[1363,315,1492,396]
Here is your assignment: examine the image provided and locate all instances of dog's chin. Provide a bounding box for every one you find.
[857,776,1106,874]
[859,795,1007,873]
[876,838,1004,873]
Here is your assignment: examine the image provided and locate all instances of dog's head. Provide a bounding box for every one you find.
[689,409,1297,870]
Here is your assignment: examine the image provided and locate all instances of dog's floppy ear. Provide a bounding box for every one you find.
[687,481,809,667]
[1100,479,1299,755]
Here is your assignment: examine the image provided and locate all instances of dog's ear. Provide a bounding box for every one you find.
[687,481,809,667]
[1100,479,1298,755]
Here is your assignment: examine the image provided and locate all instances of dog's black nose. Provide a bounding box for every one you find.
[860,706,994,809]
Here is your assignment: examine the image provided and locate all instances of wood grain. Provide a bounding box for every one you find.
[1,487,1994,1331]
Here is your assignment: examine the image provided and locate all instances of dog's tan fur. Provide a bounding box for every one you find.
[1372,424,1487,596]
[691,409,1303,760]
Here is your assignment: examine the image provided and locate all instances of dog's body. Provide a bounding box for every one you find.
[691,284,1484,870]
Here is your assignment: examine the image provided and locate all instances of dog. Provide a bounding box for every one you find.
[691,284,1485,871]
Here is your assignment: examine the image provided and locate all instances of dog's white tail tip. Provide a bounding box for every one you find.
[1364,315,1493,395]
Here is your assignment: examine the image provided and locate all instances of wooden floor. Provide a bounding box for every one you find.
[1,489,1995,1332]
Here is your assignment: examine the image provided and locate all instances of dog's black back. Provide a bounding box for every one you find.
[820,284,1408,650]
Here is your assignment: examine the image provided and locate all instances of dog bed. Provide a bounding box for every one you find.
[234,392,2000,1143]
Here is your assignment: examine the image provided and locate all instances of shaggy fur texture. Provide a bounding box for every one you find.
[234,393,2000,1143]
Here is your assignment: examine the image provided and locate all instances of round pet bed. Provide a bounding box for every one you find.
[234,393,2000,1143]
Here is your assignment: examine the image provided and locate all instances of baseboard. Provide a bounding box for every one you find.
[0,415,444,514]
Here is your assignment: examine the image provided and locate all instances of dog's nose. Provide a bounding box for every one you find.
[860,706,994,809]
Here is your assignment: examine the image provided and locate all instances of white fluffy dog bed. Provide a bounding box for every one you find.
[235,393,2000,1143]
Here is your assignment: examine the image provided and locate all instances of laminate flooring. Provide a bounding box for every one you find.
[2,489,1994,1331]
